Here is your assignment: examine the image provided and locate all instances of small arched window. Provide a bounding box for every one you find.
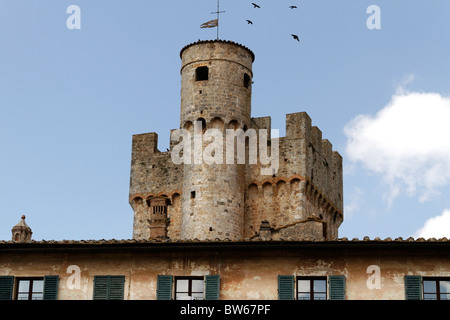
[248,183,258,200]
[197,118,207,133]
[196,66,209,81]
[227,120,239,130]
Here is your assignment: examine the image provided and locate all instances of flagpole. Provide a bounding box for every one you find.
[211,0,225,40]
[216,0,220,40]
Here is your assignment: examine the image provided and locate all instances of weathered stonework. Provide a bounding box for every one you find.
[129,40,343,241]
[244,112,343,241]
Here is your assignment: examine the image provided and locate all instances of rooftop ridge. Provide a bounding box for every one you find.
[0,236,449,245]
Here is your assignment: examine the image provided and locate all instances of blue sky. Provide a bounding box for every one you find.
[1,0,450,241]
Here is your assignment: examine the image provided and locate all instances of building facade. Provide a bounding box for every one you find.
[0,238,449,300]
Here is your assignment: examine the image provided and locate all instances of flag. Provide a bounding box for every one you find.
[200,19,218,28]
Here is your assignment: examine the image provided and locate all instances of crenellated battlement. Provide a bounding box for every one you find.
[248,112,343,212]
[285,112,337,164]
[129,132,182,198]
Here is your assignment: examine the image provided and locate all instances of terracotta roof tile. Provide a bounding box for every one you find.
[0,236,449,246]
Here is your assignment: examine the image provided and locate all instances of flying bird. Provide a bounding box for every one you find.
[289,6,298,9]
[252,3,261,8]
[246,20,253,24]
[291,34,300,42]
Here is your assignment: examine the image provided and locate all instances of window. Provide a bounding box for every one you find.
[191,191,196,199]
[175,276,204,300]
[0,275,58,300]
[322,222,328,239]
[148,198,168,215]
[278,275,345,300]
[196,66,209,81]
[16,278,44,300]
[197,118,207,133]
[423,277,450,300]
[244,73,251,88]
[297,277,327,300]
[157,275,220,300]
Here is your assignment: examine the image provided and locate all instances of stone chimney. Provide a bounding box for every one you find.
[11,215,32,242]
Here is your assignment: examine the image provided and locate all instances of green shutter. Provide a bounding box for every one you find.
[43,275,59,300]
[109,276,125,300]
[0,276,14,300]
[278,275,294,300]
[404,275,422,300]
[93,276,109,300]
[329,275,346,300]
[204,275,220,300]
[93,276,125,300]
[156,275,173,300]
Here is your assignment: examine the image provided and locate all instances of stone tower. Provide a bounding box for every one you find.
[129,40,344,242]
[11,215,32,242]
[178,40,255,240]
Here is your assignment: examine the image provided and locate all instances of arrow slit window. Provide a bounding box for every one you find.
[244,73,251,88]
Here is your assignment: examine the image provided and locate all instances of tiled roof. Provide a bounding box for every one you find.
[0,236,449,246]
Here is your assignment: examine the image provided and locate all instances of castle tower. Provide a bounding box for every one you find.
[128,39,343,242]
[11,215,32,242]
[178,40,255,240]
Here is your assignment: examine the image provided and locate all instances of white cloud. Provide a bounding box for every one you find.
[394,73,415,95]
[344,187,363,217]
[344,89,450,206]
[414,210,450,239]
